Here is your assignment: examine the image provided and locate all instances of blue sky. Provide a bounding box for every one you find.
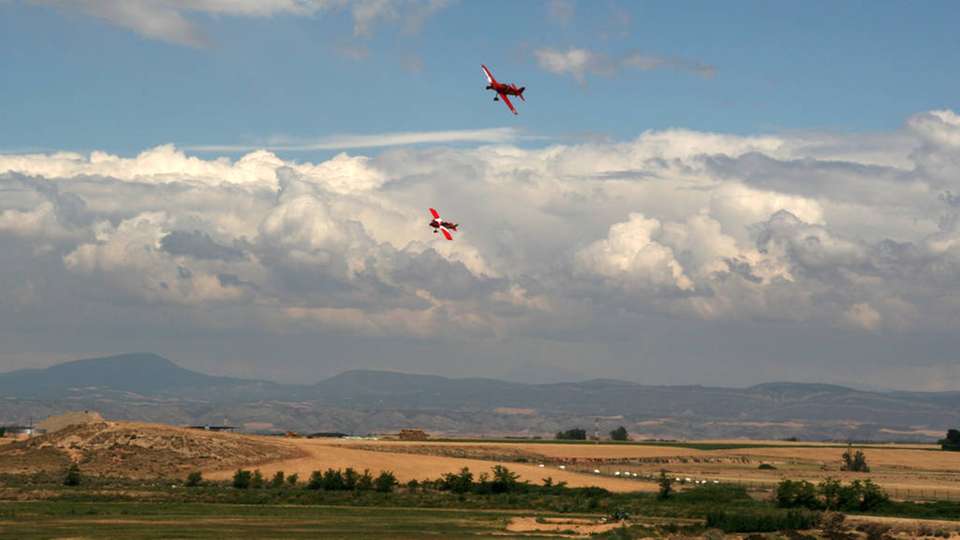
[3,1,960,390]
[2,1,958,158]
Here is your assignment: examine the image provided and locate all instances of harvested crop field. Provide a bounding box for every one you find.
[205,438,651,492]
[267,438,960,500]
[4,419,959,499]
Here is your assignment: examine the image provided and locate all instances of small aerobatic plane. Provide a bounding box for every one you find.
[482,64,525,115]
[428,208,459,240]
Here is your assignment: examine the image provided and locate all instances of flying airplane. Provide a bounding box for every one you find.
[428,208,458,240]
[482,64,525,115]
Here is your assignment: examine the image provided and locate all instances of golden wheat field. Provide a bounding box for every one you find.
[206,436,960,499]
[4,420,958,499]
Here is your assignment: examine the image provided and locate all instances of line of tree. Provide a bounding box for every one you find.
[555,428,586,440]
[776,477,889,512]
[940,429,960,451]
[434,465,522,494]
[231,468,396,492]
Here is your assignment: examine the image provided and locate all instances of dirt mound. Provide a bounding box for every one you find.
[0,421,304,479]
[37,411,104,433]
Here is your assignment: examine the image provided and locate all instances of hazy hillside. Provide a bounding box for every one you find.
[1,354,957,441]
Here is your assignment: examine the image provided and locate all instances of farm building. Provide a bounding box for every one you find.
[398,429,429,441]
[1,425,42,437]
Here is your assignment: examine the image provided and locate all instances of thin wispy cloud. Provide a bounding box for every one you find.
[535,47,716,83]
[33,0,451,47]
[186,127,522,152]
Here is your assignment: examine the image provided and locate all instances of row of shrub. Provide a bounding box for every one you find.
[776,477,889,511]
[230,468,398,493]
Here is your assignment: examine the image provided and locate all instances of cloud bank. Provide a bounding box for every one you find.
[3,110,960,388]
[34,0,450,46]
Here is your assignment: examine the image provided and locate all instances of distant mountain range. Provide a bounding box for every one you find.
[1,353,957,441]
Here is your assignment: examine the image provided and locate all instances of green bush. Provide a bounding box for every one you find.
[555,428,587,440]
[322,469,345,490]
[250,470,265,489]
[63,464,81,487]
[657,470,673,500]
[441,468,474,494]
[610,426,629,441]
[356,469,374,491]
[677,483,751,504]
[940,429,960,452]
[185,471,203,487]
[232,469,252,489]
[375,471,398,493]
[286,473,299,486]
[706,509,820,533]
[778,477,889,512]
[490,465,521,494]
[306,471,323,490]
[269,471,285,489]
[776,479,821,510]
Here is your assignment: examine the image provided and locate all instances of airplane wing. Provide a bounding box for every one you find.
[440,226,453,241]
[498,92,518,115]
[481,64,495,84]
[429,208,440,219]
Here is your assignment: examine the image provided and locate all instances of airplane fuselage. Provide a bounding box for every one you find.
[486,82,523,96]
[430,219,458,231]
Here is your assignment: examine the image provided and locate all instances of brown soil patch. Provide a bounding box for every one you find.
[0,421,304,479]
[847,514,960,538]
[506,516,624,537]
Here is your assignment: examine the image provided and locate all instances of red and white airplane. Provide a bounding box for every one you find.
[482,64,525,115]
[428,208,459,240]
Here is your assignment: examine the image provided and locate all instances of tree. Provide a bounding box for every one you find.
[609,426,629,441]
[375,471,398,493]
[841,445,870,472]
[817,477,843,510]
[858,479,889,511]
[491,465,521,494]
[286,473,299,486]
[307,470,323,490]
[185,471,203,487]
[0,427,6,438]
[232,469,252,489]
[322,468,345,491]
[269,471,285,489]
[250,469,265,489]
[63,463,81,486]
[441,467,474,494]
[657,470,673,500]
[555,428,587,440]
[342,468,359,491]
[940,429,960,451]
[357,469,374,491]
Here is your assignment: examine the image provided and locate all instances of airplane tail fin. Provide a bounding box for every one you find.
[449,223,458,231]
[518,87,526,101]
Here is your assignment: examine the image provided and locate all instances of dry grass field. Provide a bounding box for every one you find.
[205,437,652,492]
[3,419,958,501]
[215,437,960,500]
